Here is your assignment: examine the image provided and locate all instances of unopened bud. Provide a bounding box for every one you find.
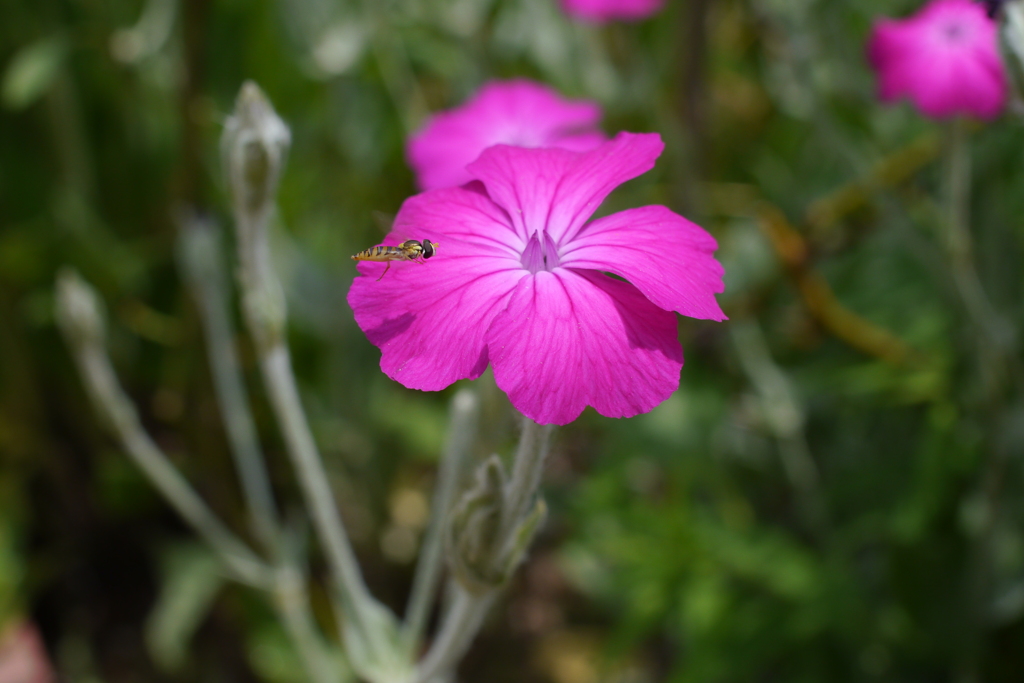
[446,456,505,594]
[221,81,291,228]
[55,268,106,347]
[445,455,547,595]
[221,82,291,350]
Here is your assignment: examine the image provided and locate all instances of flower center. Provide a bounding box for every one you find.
[520,232,561,273]
[939,20,970,44]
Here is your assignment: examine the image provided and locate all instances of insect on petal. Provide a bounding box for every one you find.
[349,187,525,390]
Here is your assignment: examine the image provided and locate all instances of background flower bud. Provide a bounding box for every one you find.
[222,81,291,221]
[446,455,547,595]
[55,268,106,348]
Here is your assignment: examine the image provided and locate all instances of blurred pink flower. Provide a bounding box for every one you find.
[0,622,54,683]
[560,0,664,22]
[350,133,726,425]
[868,0,1007,120]
[407,79,605,190]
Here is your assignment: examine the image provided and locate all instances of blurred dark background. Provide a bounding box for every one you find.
[2,0,1024,681]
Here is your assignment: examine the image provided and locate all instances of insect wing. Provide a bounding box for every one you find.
[370,210,396,236]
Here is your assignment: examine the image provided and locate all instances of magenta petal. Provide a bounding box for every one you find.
[867,0,1007,120]
[487,269,683,425]
[560,0,664,22]
[467,132,665,246]
[561,205,726,321]
[915,44,1006,119]
[407,79,606,190]
[348,188,526,390]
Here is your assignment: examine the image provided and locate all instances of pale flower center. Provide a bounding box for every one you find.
[938,19,972,45]
[520,232,561,273]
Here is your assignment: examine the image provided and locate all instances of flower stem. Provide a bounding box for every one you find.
[730,319,826,533]
[403,389,480,652]
[412,416,554,683]
[222,83,393,671]
[56,272,269,588]
[259,343,375,626]
[273,560,344,683]
[944,118,1014,393]
[943,118,1020,683]
[501,420,555,536]
[177,218,341,682]
[412,586,496,683]
[177,215,281,553]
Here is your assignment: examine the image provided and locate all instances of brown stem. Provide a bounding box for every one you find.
[681,0,711,170]
[756,203,920,366]
[676,0,712,211]
[804,133,942,238]
[175,0,211,207]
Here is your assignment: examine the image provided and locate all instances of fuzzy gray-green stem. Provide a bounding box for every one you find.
[944,119,1014,391]
[412,417,554,683]
[501,419,555,540]
[412,586,495,683]
[57,271,269,588]
[730,319,825,532]
[273,560,346,683]
[403,389,480,652]
[178,216,281,553]
[224,82,407,682]
[259,345,374,618]
[177,219,340,682]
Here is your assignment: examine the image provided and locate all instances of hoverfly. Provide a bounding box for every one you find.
[351,239,439,281]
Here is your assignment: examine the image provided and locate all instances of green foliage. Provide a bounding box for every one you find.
[1,0,1023,681]
[247,617,353,683]
[2,35,67,110]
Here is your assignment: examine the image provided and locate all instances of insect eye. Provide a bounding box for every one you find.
[422,241,435,258]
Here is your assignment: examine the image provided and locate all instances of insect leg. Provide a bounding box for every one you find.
[376,261,392,282]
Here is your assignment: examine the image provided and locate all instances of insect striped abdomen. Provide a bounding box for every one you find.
[351,240,435,280]
[352,245,408,262]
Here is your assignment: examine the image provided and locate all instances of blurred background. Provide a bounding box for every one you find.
[2,0,1024,680]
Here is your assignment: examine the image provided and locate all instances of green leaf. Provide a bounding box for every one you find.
[144,542,226,672]
[247,619,352,683]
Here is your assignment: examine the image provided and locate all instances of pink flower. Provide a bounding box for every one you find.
[349,133,726,426]
[407,79,606,190]
[560,0,664,22]
[868,0,1007,120]
[0,621,54,683]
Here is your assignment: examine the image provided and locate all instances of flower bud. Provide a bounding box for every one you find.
[445,455,547,595]
[221,81,291,226]
[55,268,106,348]
[221,82,291,351]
